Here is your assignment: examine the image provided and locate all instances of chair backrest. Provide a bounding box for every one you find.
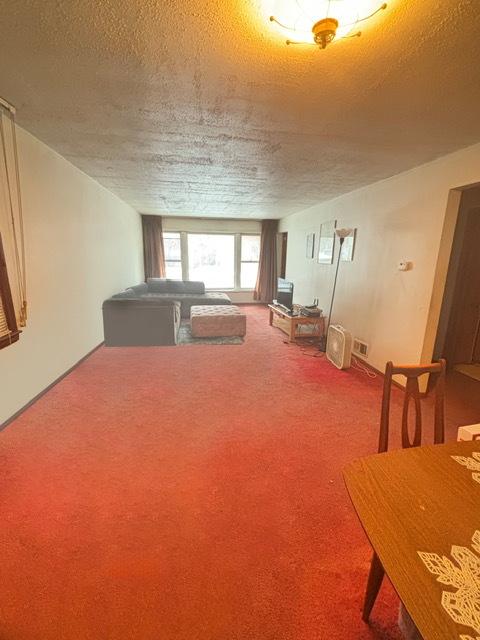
[378,359,446,453]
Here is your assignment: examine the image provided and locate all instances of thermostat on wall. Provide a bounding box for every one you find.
[397,261,412,271]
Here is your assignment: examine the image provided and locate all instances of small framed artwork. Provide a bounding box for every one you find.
[306,233,315,259]
[317,219,336,264]
[341,228,357,262]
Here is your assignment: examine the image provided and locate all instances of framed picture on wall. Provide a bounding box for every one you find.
[341,228,357,261]
[306,233,315,259]
[317,220,336,264]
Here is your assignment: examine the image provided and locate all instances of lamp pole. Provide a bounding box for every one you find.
[319,229,351,352]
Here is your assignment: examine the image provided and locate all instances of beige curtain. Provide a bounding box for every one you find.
[142,215,166,279]
[0,102,26,327]
[254,219,278,303]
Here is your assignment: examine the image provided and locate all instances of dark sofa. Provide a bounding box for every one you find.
[102,279,232,346]
[117,279,231,319]
[103,298,181,346]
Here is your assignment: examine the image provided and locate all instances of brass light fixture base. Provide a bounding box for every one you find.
[271,2,387,49]
[312,17,339,49]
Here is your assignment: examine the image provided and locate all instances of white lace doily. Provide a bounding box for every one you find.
[418,530,480,639]
[452,452,480,485]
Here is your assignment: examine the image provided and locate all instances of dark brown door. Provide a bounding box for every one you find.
[448,208,480,364]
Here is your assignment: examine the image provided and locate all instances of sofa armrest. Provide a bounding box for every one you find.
[102,298,181,346]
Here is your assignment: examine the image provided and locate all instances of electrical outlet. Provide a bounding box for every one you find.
[353,339,369,358]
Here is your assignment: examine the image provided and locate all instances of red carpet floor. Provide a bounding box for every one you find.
[0,305,475,640]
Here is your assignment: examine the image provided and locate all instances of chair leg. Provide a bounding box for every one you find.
[362,552,385,622]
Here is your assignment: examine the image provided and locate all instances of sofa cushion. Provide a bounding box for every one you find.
[146,278,170,293]
[175,292,231,318]
[173,280,205,294]
[111,290,136,299]
[104,296,180,308]
[147,278,205,294]
[129,282,148,295]
[142,291,231,318]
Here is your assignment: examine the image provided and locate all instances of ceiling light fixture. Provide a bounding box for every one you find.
[269,0,387,49]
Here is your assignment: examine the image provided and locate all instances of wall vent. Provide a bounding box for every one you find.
[353,338,369,358]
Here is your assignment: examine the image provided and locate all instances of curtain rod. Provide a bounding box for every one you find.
[0,97,16,115]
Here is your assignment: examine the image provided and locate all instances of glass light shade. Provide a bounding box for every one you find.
[270,0,386,44]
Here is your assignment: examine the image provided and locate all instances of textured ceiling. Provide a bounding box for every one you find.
[1,0,480,218]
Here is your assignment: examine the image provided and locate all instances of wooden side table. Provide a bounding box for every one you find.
[268,304,324,342]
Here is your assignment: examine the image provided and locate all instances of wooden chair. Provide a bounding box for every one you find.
[362,359,446,623]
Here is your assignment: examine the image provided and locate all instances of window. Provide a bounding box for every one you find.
[0,234,20,350]
[162,230,261,290]
[188,234,235,289]
[163,232,182,280]
[240,235,260,289]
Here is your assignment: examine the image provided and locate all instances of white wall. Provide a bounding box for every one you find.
[163,216,262,303]
[163,217,261,234]
[279,142,480,374]
[0,127,143,424]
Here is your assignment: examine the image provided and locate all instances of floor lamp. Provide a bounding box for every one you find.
[319,228,353,352]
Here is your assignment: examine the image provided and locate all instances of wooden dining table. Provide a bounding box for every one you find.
[343,440,480,640]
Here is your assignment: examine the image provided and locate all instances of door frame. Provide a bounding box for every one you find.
[426,185,480,367]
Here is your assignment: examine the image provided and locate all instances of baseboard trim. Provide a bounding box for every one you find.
[353,355,384,378]
[0,342,104,431]
[353,355,429,396]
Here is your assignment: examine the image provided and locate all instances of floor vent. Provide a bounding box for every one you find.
[353,339,369,358]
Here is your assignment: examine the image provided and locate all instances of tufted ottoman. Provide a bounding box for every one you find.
[190,305,247,338]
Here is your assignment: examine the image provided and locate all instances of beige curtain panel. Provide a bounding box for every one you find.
[0,102,27,328]
[254,219,278,303]
[142,214,166,280]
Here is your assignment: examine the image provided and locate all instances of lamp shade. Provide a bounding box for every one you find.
[269,0,387,46]
[335,228,353,239]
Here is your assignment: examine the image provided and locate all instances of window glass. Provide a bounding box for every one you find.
[241,235,260,262]
[240,235,260,289]
[188,234,235,289]
[165,261,182,279]
[163,232,182,279]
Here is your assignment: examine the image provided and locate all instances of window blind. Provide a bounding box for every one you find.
[0,294,10,338]
[0,231,19,349]
[0,100,27,329]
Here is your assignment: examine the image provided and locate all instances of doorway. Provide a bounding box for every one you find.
[435,189,480,382]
